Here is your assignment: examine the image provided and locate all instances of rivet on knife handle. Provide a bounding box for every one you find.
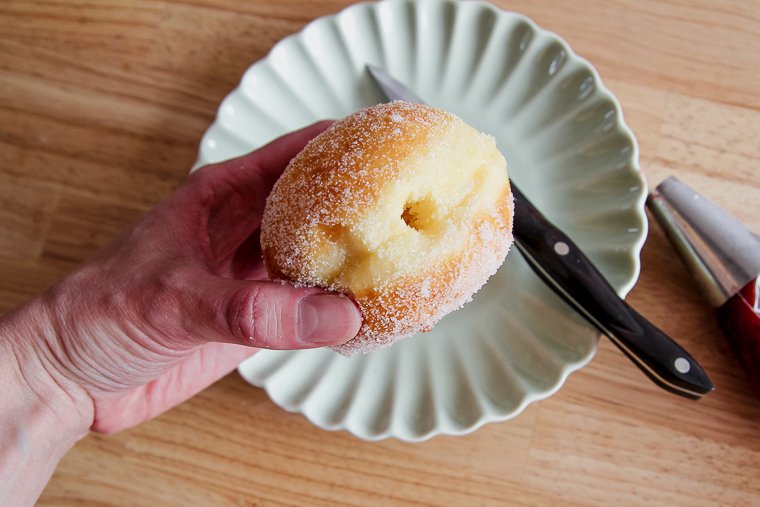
[511,185,714,399]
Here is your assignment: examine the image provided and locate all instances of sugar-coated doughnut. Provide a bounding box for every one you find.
[260,102,514,355]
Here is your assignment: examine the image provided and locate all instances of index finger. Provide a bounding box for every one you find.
[194,120,335,186]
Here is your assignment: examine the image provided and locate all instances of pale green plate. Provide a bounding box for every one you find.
[195,0,648,442]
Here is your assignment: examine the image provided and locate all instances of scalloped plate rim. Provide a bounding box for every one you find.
[195,0,648,442]
[240,347,595,443]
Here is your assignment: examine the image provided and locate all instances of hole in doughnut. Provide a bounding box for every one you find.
[401,196,437,232]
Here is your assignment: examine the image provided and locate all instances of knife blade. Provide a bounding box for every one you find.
[366,64,713,399]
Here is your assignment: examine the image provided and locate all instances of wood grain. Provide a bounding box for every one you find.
[1,1,758,505]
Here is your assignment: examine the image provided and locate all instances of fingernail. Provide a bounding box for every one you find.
[298,293,361,344]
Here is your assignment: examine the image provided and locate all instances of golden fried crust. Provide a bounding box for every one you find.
[260,102,513,354]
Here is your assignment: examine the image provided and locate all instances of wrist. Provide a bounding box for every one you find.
[0,297,94,505]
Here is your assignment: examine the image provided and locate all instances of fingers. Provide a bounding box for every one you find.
[187,121,335,272]
[187,275,362,350]
[250,120,334,179]
[194,120,334,186]
[173,121,357,348]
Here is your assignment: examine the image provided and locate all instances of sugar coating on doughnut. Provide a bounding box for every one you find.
[261,102,514,355]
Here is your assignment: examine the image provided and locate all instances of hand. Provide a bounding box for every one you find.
[4,121,362,437]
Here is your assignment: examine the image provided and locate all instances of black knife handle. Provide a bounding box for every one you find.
[510,184,714,399]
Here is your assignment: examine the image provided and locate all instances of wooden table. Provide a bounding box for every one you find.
[2,1,759,505]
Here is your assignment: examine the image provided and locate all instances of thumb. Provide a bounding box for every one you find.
[188,276,362,349]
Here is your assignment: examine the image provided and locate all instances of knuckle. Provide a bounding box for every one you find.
[229,284,292,348]
[229,284,264,344]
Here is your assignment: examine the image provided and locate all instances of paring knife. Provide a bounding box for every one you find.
[366,64,713,400]
[648,177,760,399]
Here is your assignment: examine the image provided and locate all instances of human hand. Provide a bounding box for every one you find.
[3,121,362,437]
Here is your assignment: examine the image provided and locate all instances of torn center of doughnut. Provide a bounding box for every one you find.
[401,195,437,232]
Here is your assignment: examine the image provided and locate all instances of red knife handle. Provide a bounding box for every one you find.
[716,278,760,399]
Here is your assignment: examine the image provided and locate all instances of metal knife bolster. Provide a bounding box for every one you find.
[511,186,713,398]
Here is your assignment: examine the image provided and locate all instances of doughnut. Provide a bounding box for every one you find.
[260,102,514,355]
